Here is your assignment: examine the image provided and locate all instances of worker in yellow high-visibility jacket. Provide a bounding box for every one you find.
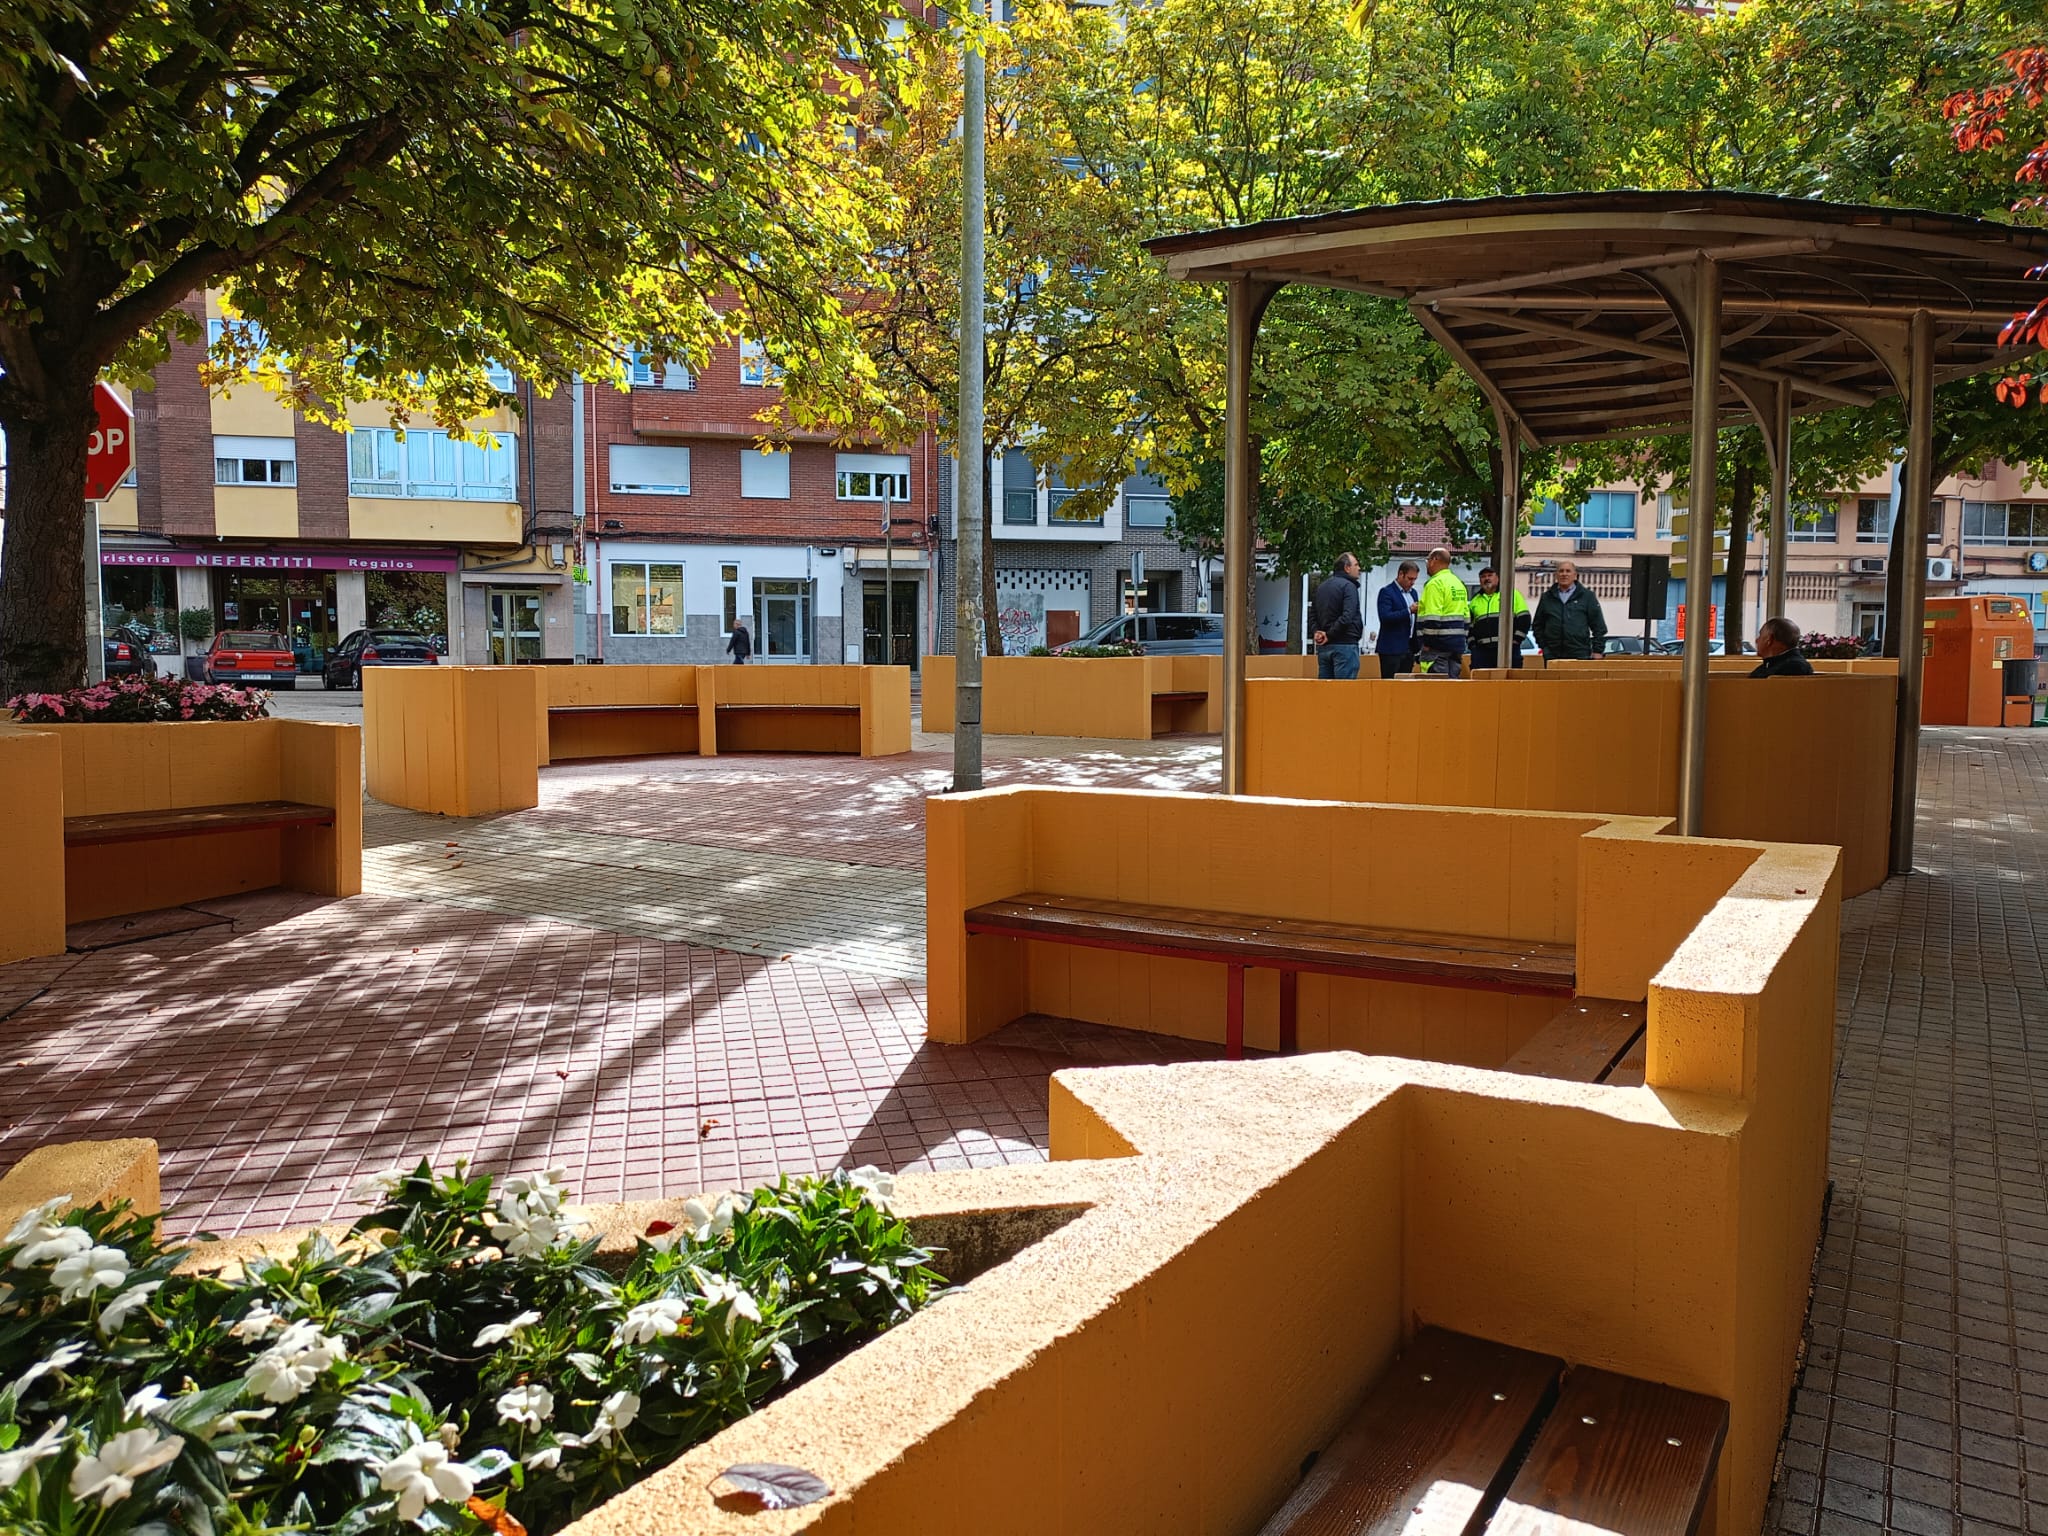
[1414,548,1471,678]
[1468,566,1532,670]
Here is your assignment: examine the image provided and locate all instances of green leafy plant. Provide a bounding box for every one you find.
[1797,633,1873,660]
[1033,642,1146,658]
[176,609,216,645]
[0,1163,936,1535]
[7,675,271,723]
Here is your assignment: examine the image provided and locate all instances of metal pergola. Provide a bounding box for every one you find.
[1147,190,2048,874]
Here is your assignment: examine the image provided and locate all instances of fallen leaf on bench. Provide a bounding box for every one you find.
[700,1118,720,1138]
[712,1463,831,1511]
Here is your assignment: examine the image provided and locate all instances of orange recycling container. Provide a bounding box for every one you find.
[1920,595,2036,726]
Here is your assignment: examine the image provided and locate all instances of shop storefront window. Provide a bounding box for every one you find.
[216,572,338,673]
[609,562,684,635]
[101,568,182,656]
[367,571,449,650]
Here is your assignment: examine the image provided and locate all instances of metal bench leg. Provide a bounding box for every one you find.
[1226,964,1245,1060]
[1279,970,1298,1055]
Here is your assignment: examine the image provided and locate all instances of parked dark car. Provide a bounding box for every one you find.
[1602,635,1676,656]
[1058,612,1225,655]
[324,628,440,689]
[103,634,155,677]
[203,630,298,685]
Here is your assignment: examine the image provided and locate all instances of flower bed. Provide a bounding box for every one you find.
[1796,633,1870,660]
[1025,642,1145,658]
[0,1162,938,1534]
[7,674,270,723]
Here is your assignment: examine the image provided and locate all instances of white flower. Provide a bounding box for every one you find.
[693,1269,762,1325]
[12,1223,92,1269]
[522,1443,562,1471]
[845,1165,897,1210]
[5,1194,72,1246]
[496,1384,554,1430]
[10,1340,85,1400]
[473,1309,542,1348]
[614,1297,687,1347]
[228,1301,286,1342]
[208,1408,274,1437]
[0,1416,67,1490]
[350,1168,411,1204]
[437,1422,462,1452]
[499,1169,570,1214]
[99,1281,162,1337]
[243,1320,348,1403]
[123,1383,168,1419]
[50,1244,129,1302]
[680,1191,748,1242]
[376,1434,483,1524]
[585,1390,639,1447]
[69,1426,184,1508]
[488,1196,574,1260]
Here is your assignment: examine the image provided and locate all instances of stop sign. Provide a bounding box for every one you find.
[85,381,133,501]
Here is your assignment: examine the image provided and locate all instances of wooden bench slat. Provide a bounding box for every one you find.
[1602,1033,1648,1088]
[1505,998,1646,1084]
[1259,1328,1564,1536]
[1150,690,1208,703]
[714,704,860,715]
[549,704,697,714]
[967,893,1576,993]
[1491,1368,1728,1536]
[65,800,334,848]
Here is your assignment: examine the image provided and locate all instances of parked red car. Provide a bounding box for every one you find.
[204,630,299,685]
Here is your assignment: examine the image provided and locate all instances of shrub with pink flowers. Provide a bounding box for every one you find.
[6,674,271,724]
[1797,633,1872,660]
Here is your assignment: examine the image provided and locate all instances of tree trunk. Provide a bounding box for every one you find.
[1286,561,1304,653]
[0,379,97,696]
[1724,461,1755,647]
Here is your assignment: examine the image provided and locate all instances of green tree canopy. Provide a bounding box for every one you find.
[0,0,902,691]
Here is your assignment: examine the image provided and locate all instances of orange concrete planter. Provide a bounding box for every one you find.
[1243,676,1895,895]
[0,717,361,959]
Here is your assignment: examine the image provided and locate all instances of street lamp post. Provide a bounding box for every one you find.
[952,6,987,791]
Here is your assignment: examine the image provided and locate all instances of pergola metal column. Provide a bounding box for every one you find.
[1765,379,1792,621]
[1891,308,1935,874]
[1492,401,1524,676]
[1221,275,1278,795]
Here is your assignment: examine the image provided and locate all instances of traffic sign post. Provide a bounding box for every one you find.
[85,382,134,501]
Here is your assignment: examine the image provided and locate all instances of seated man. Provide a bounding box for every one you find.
[1751,617,1816,677]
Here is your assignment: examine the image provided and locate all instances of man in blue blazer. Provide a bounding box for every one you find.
[1374,562,1419,678]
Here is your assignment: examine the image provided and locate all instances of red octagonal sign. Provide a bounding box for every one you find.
[85,381,134,501]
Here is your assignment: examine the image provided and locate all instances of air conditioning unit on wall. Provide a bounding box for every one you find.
[1848,557,1887,575]
[1927,558,1955,582]
[1575,539,1598,554]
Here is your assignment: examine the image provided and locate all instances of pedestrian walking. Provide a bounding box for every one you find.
[1750,617,1816,677]
[1374,562,1420,678]
[1467,566,1531,670]
[1414,548,1471,678]
[727,616,753,664]
[1532,560,1607,661]
[1310,553,1365,680]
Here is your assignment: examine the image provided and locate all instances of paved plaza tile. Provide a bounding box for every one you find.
[3,721,2046,1534]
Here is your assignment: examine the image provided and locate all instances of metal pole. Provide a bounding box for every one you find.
[884,508,894,668]
[1493,406,1521,675]
[952,14,986,791]
[1890,308,1935,875]
[1221,277,1255,794]
[1765,379,1791,622]
[1677,256,1721,837]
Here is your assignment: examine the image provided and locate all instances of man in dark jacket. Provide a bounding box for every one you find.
[727,617,753,664]
[1467,566,1531,670]
[1750,617,1816,677]
[1374,561,1419,678]
[1532,560,1607,660]
[1310,554,1365,679]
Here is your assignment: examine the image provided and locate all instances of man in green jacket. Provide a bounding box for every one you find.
[1414,548,1471,678]
[1532,560,1608,661]
[1468,566,1532,670]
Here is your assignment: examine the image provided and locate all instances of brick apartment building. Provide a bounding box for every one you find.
[585,346,939,670]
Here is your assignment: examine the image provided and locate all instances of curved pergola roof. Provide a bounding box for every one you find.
[1146,190,2048,445]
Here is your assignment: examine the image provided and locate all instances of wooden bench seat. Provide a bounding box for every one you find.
[1260,1327,1727,1536]
[1505,997,1646,1085]
[547,703,697,715]
[712,703,860,715]
[64,800,334,848]
[1148,689,1207,703]
[964,892,1575,1058]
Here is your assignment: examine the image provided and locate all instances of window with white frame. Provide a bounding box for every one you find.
[1047,468,1105,526]
[609,561,685,635]
[214,436,297,487]
[483,362,516,391]
[348,429,516,500]
[1963,500,2048,546]
[1788,500,1839,541]
[836,452,910,502]
[1124,467,1172,528]
[1533,489,1635,538]
[608,444,691,496]
[1000,452,1038,525]
[206,318,271,353]
[740,449,791,498]
[628,348,693,390]
[739,339,783,386]
[1858,496,1942,543]
[721,563,741,633]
